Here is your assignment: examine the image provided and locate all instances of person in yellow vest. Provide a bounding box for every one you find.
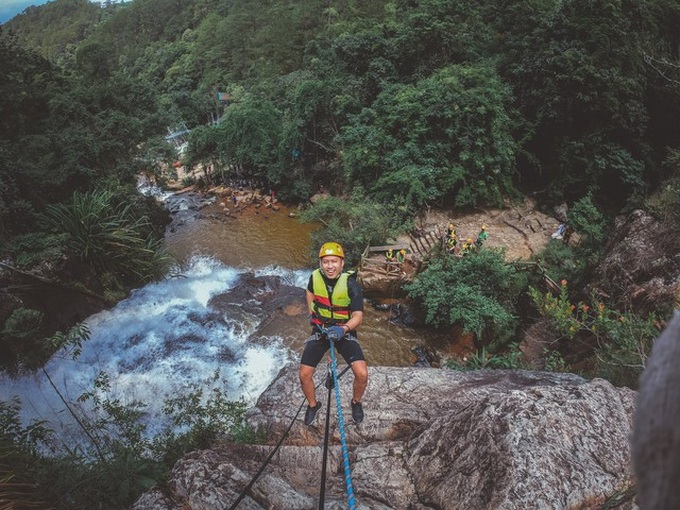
[385,248,395,271]
[446,234,457,254]
[461,238,473,256]
[301,242,367,425]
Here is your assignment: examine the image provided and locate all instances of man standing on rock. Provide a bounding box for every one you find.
[300,241,367,426]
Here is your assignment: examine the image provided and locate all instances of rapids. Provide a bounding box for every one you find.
[1,189,446,450]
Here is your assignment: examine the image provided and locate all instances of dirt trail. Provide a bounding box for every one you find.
[410,198,562,261]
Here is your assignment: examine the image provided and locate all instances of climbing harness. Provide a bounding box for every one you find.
[227,361,352,509]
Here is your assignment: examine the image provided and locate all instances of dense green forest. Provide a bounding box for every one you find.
[1,0,680,506]
[5,0,680,214]
[2,0,678,335]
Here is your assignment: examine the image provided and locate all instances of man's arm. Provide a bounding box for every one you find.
[343,310,363,334]
[345,277,364,333]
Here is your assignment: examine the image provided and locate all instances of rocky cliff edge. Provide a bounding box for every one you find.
[134,366,636,510]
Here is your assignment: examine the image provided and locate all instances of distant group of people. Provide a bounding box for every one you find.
[229,177,266,191]
[384,247,407,273]
[385,248,407,264]
[444,222,488,256]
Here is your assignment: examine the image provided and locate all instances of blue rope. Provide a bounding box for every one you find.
[328,341,358,510]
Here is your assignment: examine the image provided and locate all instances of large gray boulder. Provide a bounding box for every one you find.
[134,367,636,510]
[587,209,680,314]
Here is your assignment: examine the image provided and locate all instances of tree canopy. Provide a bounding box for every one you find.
[5,0,678,213]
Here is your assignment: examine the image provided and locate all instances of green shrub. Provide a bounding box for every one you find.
[3,232,66,270]
[300,189,412,267]
[530,280,660,388]
[40,189,173,289]
[535,240,586,290]
[543,348,568,372]
[649,149,680,228]
[405,249,527,345]
[0,401,54,508]
[650,178,680,228]
[0,308,50,373]
[567,193,607,248]
[593,311,658,388]
[0,369,260,509]
[2,308,44,343]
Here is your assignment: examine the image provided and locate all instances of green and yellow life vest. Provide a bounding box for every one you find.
[310,269,351,326]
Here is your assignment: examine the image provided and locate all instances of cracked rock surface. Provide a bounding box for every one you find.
[135,366,636,510]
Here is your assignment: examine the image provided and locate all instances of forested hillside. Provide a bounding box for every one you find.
[1,0,679,361]
[2,0,680,367]
[5,0,680,212]
[2,1,680,507]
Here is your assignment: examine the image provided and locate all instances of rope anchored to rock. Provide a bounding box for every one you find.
[227,359,352,509]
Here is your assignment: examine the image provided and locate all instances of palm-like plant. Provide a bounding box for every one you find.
[42,189,172,286]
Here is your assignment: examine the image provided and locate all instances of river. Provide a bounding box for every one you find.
[1,189,446,450]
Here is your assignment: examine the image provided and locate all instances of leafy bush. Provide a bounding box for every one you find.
[534,240,587,291]
[566,193,607,248]
[0,368,259,510]
[0,308,50,373]
[405,249,527,346]
[0,398,52,454]
[158,382,259,467]
[543,348,568,372]
[530,280,660,388]
[299,189,412,267]
[3,232,66,270]
[0,400,54,508]
[649,149,680,228]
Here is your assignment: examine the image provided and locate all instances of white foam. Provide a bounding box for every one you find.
[1,256,295,451]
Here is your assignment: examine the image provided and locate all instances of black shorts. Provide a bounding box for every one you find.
[300,334,365,368]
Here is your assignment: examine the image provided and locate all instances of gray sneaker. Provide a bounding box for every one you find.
[351,401,364,424]
[304,403,321,425]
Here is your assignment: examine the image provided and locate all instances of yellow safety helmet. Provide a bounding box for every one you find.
[467,238,473,243]
[482,225,487,230]
[400,249,406,254]
[319,242,345,258]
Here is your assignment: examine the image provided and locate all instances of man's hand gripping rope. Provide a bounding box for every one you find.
[324,325,346,342]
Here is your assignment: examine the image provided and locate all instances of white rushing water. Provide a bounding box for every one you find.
[1,255,311,450]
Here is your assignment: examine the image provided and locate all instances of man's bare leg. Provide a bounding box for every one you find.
[300,364,318,406]
[350,360,368,403]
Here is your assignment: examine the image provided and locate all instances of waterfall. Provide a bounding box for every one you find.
[1,255,310,450]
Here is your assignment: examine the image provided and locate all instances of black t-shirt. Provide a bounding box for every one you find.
[307,270,364,313]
